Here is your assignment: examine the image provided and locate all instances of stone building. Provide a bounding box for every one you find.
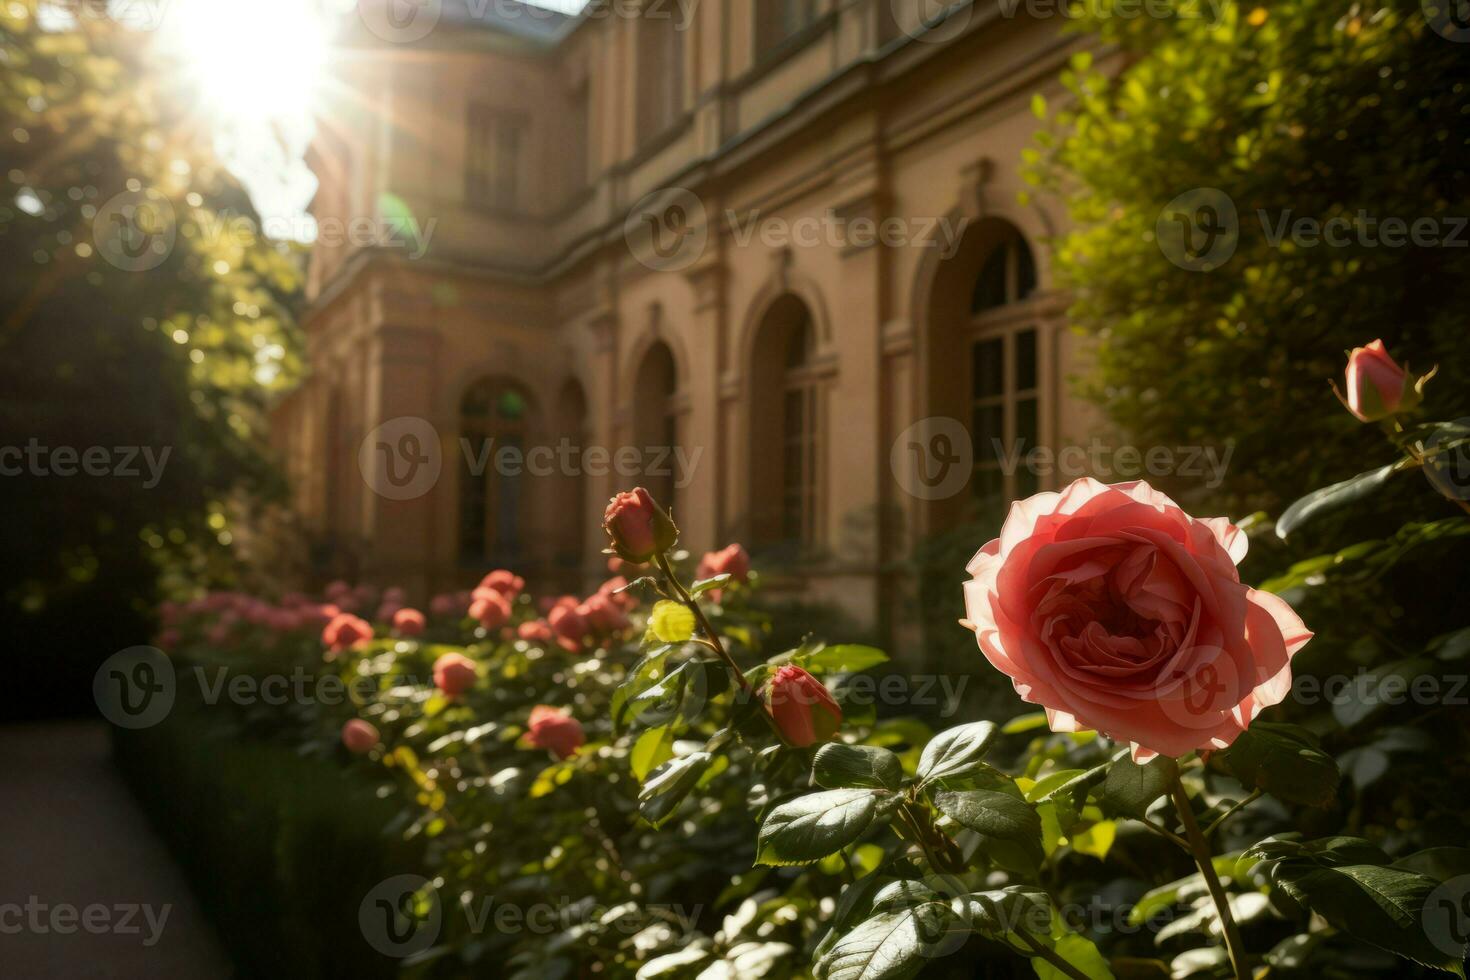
[271,0,1103,632]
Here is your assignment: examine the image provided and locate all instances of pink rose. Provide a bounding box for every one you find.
[549,604,590,651]
[476,570,525,597]
[341,719,379,754]
[518,619,554,643]
[322,612,373,657]
[697,543,751,584]
[429,593,455,617]
[602,487,678,563]
[469,589,512,630]
[524,705,585,760]
[393,607,426,637]
[433,653,478,698]
[579,593,631,635]
[764,666,843,748]
[1337,339,1429,422]
[963,479,1312,761]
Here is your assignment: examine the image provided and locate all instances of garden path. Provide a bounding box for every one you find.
[0,721,230,978]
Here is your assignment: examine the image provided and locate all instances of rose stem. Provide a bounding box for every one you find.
[1169,771,1249,980]
[654,552,753,695]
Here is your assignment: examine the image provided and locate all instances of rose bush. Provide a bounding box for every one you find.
[141,345,1470,980]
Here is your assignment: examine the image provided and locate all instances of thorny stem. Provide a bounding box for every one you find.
[654,552,753,695]
[1204,790,1262,839]
[1170,772,1250,980]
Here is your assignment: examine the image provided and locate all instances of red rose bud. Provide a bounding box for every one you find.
[525,705,585,759]
[549,604,590,651]
[602,487,679,563]
[341,719,379,755]
[393,607,426,637]
[1336,339,1434,422]
[433,652,478,698]
[764,665,842,748]
[322,612,373,657]
[697,543,751,584]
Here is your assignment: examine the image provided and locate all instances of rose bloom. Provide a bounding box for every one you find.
[524,705,585,760]
[697,543,751,584]
[477,569,525,597]
[963,478,1312,761]
[433,652,478,698]
[580,593,631,634]
[429,593,456,617]
[341,719,379,755]
[393,607,427,637]
[549,604,590,651]
[469,589,512,630]
[517,619,555,644]
[322,612,373,657]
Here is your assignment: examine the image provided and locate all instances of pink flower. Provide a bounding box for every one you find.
[597,576,638,610]
[962,478,1312,761]
[469,589,512,630]
[764,666,843,748]
[518,619,554,643]
[602,488,678,563]
[341,719,379,754]
[549,604,590,651]
[697,543,751,584]
[1337,339,1430,422]
[524,705,585,759]
[393,608,426,637]
[322,612,373,656]
[429,593,455,617]
[579,593,631,635]
[477,570,525,597]
[433,653,478,698]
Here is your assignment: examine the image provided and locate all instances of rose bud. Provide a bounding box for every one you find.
[580,593,631,634]
[322,612,373,657]
[433,652,478,698]
[341,719,379,755]
[602,487,679,564]
[477,569,525,597]
[1335,339,1434,422]
[597,576,639,611]
[524,705,585,760]
[393,608,427,637]
[549,604,590,651]
[695,543,751,601]
[469,589,512,630]
[763,665,843,748]
[518,619,554,643]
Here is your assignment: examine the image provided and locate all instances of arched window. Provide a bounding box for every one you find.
[969,229,1041,516]
[750,295,821,553]
[633,342,680,513]
[459,378,532,567]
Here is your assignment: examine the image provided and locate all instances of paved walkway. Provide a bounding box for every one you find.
[0,721,230,978]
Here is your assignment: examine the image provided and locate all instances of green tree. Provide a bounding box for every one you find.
[0,1,302,715]
[1027,0,1470,521]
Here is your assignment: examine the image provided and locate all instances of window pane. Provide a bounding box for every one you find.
[1016,328,1038,391]
[972,403,1004,458]
[1016,396,1039,497]
[970,246,1008,313]
[972,338,1003,399]
[1016,239,1037,300]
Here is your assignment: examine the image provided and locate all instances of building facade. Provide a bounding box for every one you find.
[271,0,1105,631]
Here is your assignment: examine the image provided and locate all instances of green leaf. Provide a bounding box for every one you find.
[797,644,890,674]
[1210,722,1340,807]
[1031,933,1115,980]
[815,905,956,980]
[689,573,731,595]
[1276,462,1403,539]
[1101,756,1173,817]
[649,600,696,643]
[965,886,1054,947]
[611,649,670,733]
[636,946,713,978]
[1002,712,1050,735]
[757,789,899,867]
[1262,859,1464,975]
[638,751,714,827]
[934,789,1044,872]
[815,743,905,791]
[630,725,675,781]
[917,721,997,785]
